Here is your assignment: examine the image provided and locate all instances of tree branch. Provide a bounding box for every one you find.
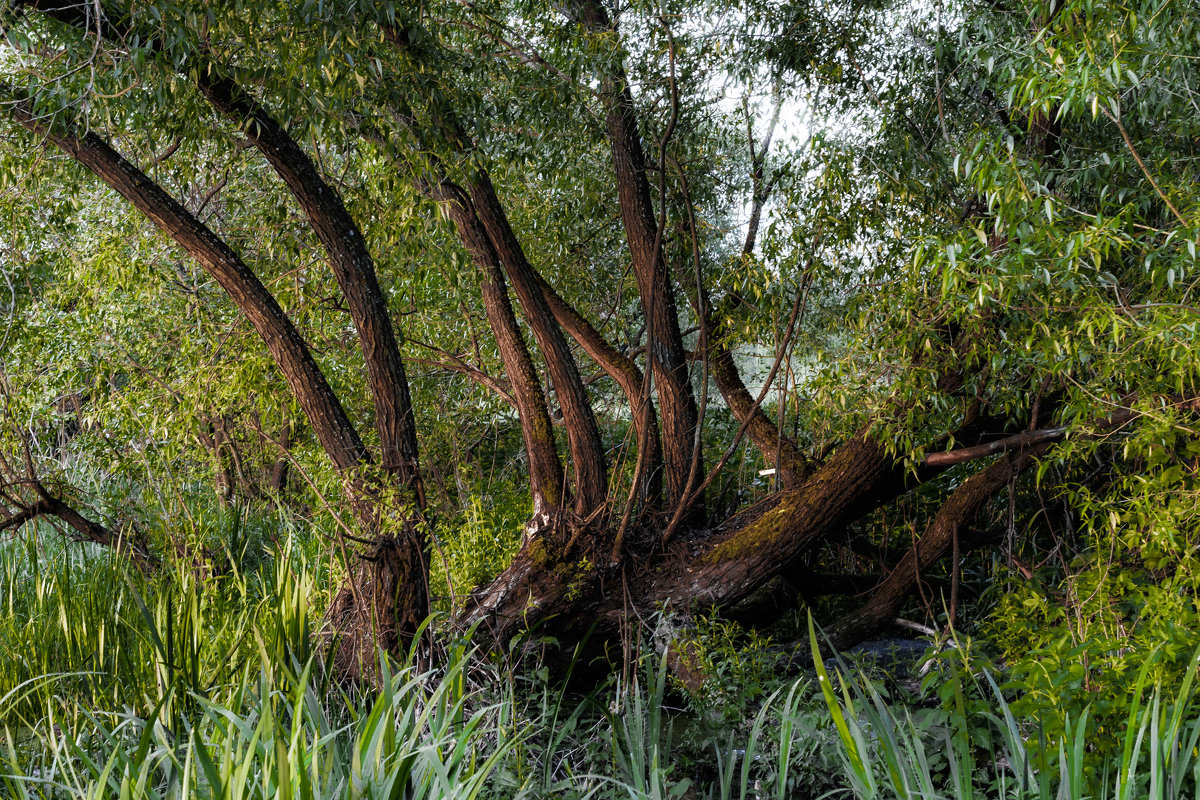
[828,447,1045,649]
[0,85,376,482]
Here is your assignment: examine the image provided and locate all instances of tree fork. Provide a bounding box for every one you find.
[468,171,608,516]
[2,92,429,671]
[378,21,609,517]
[438,185,567,520]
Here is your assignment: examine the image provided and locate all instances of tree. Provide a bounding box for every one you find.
[0,0,1196,674]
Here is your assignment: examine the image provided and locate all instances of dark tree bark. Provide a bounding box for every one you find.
[1,90,430,676]
[9,0,1165,677]
[535,273,663,505]
[438,184,567,522]
[0,493,151,566]
[469,171,609,517]
[2,96,370,477]
[0,423,154,566]
[267,418,292,494]
[16,3,437,677]
[826,448,1044,648]
[464,427,903,649]
[193,70,424,505]
[379,22,608,518]
[694,291,814,487]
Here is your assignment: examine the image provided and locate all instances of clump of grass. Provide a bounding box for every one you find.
[0,521,313,728]
[1,648,519,799]
[807,615,1200,800]
[8,521,1200,800]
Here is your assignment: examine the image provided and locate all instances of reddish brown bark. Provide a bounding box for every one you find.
[379,22,608,517]
[194,69,423,504]
[568,0,701,513]
[25,0,426,504]
[43,496,152,564]
[694,291,813,486]
[649,431,898,611]
[3,97,371,477]
[439,187,566,519]
[827,448,1044,648]
[536,273,663,504]
[469,171,608,516]
[463,427,901,649]
[13,1,1148,671]
[2,90,431,673]
[0,483,152,568]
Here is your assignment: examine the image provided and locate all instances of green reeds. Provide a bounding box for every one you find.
[1,648,519,799]
[806,615,1200,800]
[7,527,1200,800]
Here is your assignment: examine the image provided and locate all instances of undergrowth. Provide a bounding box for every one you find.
[4,520,1200,799]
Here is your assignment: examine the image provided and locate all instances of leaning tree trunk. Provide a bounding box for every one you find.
[826,447,1044,648]
[569,0,701,513]
[2,89,427,678]
[441,186,567,522]
[462,428,906,653]
[19,3,433,678]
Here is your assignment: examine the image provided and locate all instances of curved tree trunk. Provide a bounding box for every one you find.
[569,0,701,515]
[692,289,813,487]
[21,0,433,675]
[194,69,424,504]
[14,0,1150,681]
[536,273,663,506]
[440,187,567,522]
[4,100,371,476]
[463,427,903,650]
[2,91,429,676]
[468,171,609,517]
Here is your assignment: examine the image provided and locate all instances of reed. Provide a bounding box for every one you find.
[6,530,1200,799]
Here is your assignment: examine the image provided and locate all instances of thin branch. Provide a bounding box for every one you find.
[1101,105,1187,228]
[662,249,816,545]
[922,404,1142,467]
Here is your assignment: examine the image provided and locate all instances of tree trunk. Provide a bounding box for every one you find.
[378,21,610,518]
[24,0,422,496]
[464,428,902,650]
[194,69,424,504]
[827,448,1045,649]
[569,0,701,514]
[536,273,663,505]
[3,101,370,476]
[268,418,292,494]
[3,94,428,673]
[696,293,812,486]
[440,188,566,521]
[468,171,608,517]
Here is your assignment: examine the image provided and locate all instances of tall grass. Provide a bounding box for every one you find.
[0,518,312,727]
[7,524,1200,799]
[2,651,521,799]
[807,616,1200,799]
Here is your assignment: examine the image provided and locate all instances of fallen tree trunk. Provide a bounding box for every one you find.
[461,428,908,653]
